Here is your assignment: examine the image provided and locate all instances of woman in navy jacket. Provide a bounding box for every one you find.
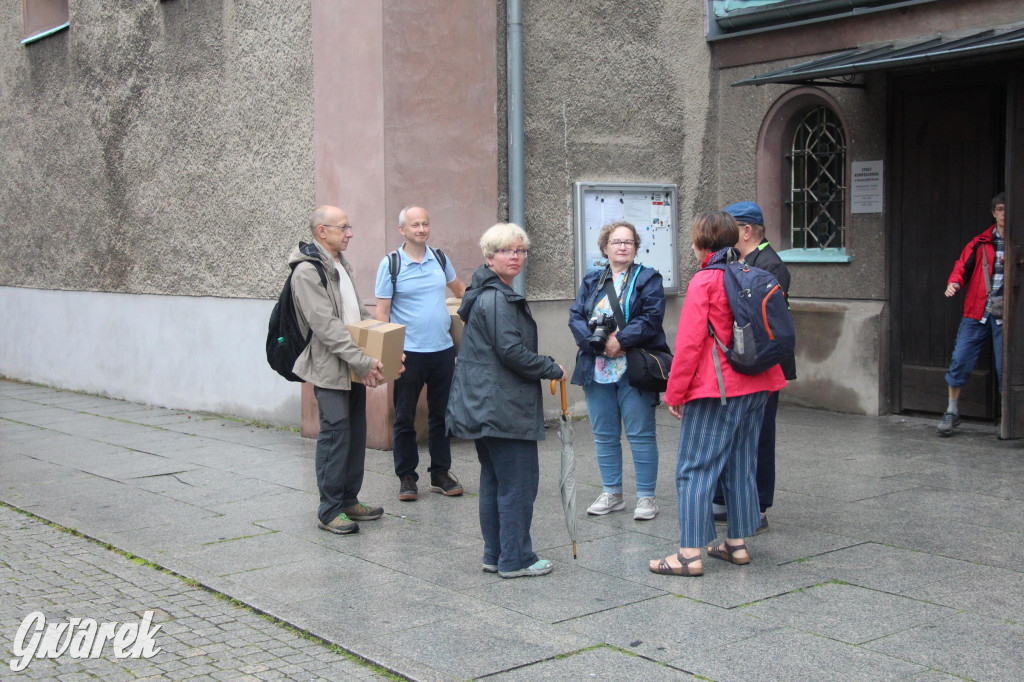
[568,221,668,520]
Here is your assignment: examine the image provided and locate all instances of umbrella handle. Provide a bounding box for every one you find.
[549,379,568,416]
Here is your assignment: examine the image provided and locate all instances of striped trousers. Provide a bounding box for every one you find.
[675,391,768,547]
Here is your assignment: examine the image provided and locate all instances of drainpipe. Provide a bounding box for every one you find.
[507,0,526,295]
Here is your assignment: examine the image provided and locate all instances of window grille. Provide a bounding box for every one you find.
[788,106,846,249]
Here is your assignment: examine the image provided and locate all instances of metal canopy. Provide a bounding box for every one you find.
[733,25,1024,88]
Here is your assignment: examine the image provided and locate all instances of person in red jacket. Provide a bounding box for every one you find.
[649,211,785,577]
[937,193,1005,436]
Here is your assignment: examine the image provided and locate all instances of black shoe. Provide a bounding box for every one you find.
[713,511,727,523]
[430,471,464,496]
[937,412,961,437]
[399,475,418,501]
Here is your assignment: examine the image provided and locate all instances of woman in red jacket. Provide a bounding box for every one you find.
[650,211,785,577]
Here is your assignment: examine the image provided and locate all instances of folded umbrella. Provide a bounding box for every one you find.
[551,379,578,559]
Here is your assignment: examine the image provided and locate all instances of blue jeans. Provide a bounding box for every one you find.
[476,436,540,573]
[675,392,767,547]
[392,347,456,480]
[584,374,659,497]
[945,317,1003,393]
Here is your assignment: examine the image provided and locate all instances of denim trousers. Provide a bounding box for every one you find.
[476,436,540,573]
[583,374,660,497]
[945,316,1003,393]
[675,391,767,547]
[313,384,367,525]
[392,347,456,480]
[714,389,779,513]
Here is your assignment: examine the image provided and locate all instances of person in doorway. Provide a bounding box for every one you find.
[568,221,667,520]
[937,193,1006,436]
[290,205,388,535]
[445,223,566,578]
[711,201,795,533]
[375,206,467,500]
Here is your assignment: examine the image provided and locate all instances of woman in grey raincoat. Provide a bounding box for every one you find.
[446,223,565,579]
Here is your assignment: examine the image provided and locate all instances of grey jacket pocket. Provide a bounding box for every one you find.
[313,387,350,426]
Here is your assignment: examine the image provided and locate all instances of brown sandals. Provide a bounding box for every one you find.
[650,551,704,577]
[708,541,750,565]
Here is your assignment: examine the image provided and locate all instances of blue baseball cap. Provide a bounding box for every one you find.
[724,201,764,226]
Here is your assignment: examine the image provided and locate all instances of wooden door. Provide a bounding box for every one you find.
[1002,69,1024,439]
[892,71,1005,418]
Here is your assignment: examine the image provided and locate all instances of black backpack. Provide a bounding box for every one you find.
[388,246,448,300]
[266,242,328,382]
[706,250,796,403]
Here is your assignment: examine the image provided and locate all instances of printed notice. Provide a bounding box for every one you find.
[851,160,883,214]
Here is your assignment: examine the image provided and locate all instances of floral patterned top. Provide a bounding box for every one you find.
[593,270,628,384]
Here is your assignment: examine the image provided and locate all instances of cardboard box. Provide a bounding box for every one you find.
[347,319,406,383]
[447,298,463,350]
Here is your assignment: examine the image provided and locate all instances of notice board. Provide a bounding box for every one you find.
[574,182,678,293]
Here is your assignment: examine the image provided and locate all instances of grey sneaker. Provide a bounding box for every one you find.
[634,497,658,520]
[317,513,358,535]
[754,513,769,536]
[482,563,498,574]
[343,501,383,521]
[499,559,553,578]
[587,492,625,515]
[937,412,961,437]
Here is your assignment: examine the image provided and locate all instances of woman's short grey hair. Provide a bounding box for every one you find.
[479,222,530,258]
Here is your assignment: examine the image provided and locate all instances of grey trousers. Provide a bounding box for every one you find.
[314,384,367,524]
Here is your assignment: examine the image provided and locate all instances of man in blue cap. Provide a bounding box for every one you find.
[712,201,795,534]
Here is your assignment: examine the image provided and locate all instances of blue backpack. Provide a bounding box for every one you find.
[706,250,795,403]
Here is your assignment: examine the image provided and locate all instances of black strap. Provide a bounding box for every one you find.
[601,274,628,330]
[388,246,448,302]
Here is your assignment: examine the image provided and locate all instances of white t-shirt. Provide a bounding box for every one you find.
[335,262,361,325]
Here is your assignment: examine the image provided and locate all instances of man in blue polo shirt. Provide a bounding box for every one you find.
[375,206,467,501]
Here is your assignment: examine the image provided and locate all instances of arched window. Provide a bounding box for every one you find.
[788,106,846,250]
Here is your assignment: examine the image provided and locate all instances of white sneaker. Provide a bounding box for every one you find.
[634,497,658,520]
[587,492,625,515]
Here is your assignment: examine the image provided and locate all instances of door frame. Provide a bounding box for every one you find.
[888,65,1012,424]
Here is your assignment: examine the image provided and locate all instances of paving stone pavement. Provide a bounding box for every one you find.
[1,378,1023,681]
[0,504,390,680]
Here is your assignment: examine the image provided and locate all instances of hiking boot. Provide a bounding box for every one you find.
[634,497,659,520]
[317,513,358,535]
[343,501,383,521]
[586,492,625,515]
[937,412,961,437]
[399,475,418,501]
[430,471,464,496]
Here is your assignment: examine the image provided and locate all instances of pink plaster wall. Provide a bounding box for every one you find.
[306,1,498,447]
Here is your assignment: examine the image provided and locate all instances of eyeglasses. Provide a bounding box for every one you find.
[322,224,353,232]
[609,239,636,248]
[495,248,529,258]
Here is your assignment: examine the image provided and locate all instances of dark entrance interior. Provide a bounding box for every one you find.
[891,69,1006,419]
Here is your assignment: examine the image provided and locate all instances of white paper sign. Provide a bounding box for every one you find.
[851,160,883,214]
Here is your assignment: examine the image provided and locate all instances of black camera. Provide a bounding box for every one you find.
[586,313,616,353]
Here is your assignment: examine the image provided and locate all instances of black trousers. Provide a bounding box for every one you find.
[392,347,456,480]
[314,384,367,524]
